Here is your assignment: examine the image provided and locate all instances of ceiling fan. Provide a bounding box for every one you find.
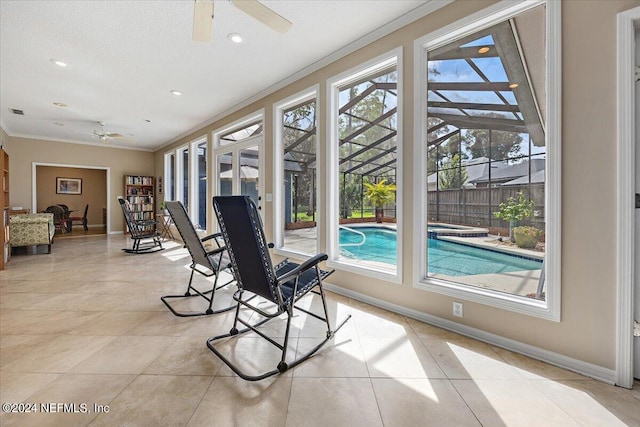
[193,0,292,42]
[93,121,122,143]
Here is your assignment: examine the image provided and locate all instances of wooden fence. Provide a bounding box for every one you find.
[426,184,545,231]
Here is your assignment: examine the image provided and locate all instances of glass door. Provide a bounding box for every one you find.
[214,135,263,216]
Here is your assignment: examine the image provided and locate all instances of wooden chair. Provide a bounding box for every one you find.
[118,198,163,254]
[68,204,89,231]
[44,205,69,234]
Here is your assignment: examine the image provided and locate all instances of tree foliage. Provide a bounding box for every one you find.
[438,153,468,190]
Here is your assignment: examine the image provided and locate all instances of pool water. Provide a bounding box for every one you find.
[339,226,542,276]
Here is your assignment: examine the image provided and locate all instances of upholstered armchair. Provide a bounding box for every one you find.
[9,213,55,254]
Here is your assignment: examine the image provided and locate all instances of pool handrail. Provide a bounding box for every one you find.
[339,225,366,247]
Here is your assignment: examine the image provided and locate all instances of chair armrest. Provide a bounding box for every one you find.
[276,253,328,284]
[206,246,226,257]
[201,232,223,242]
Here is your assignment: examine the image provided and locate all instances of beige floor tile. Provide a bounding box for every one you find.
[0,371,60,403]
[0,373,136,427]
[187,376,291,426]
[66,311,153,335]
[2,335,115,373]
[420,334,525,380]
[372,378,481,426]
[89,375,212,426]
[144,336,222,376]
[293,332,369,378]
[531,379,640,426]
[491,346,588,380]
[452,379,580,426]
[124,311,195,336]
[0,335,43,368]
[360,335,446,379]
[286,377,383,426]
[0,310,102,335]
[69,336,176,374]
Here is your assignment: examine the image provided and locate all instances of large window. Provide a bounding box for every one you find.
[274,90,319,256]
[414,0,560,319]
[328,51,402,281]
[213,113,264,222]
[191,137,207,229]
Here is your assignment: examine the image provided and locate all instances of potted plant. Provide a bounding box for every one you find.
[363,179,397,223]
[513,225,540,249]
[493,192,534,242]
[160,201,168,214]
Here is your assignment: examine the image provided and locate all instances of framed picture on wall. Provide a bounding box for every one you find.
[56,177,82,195]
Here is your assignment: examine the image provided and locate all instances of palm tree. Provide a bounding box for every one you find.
[363,179,397,223]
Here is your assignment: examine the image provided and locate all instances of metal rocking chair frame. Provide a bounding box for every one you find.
[207,196,351,381]
[161,201,236,317]
[118,198,164,254]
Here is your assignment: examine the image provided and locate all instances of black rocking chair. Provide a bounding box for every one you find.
[118,198,164,254]
[161,201,236,317]
[207,196,351,381]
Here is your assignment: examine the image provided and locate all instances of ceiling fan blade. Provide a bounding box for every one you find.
[193,0,214,42]
[231,0,292,33]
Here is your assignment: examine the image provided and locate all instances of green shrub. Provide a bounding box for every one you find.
[513,226,540,249]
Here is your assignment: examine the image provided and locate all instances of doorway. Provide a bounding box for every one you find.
[32,163,110,235]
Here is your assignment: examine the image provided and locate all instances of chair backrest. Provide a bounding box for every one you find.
[165,201,217,270]
[213,196,277,301]
[57,204,70,218]
[44,205,65,224]
[82,204,89,219]
[118,198,142,237]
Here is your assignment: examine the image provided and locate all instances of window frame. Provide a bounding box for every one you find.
[163,151,175,203]
[273,86,321,259]
[175,144,189,209]
[412,0,561,321]
[189,135,208,230]
[326,48,404,284]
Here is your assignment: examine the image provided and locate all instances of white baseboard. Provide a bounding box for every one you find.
[323,283,616,385]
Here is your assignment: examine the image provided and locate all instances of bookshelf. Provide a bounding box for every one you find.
[1,148,9,270]
[124,175,154,232]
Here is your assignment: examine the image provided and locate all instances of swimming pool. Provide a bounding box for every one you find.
[339,226,542,276]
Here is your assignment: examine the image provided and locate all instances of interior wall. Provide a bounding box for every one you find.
[153,0,640,374]
[35,166,107,226]
[2,135,154,232]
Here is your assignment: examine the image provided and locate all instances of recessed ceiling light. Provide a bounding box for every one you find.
[53,102,67,107]
[50,59,67,67]
[478,46,490,54]
[170,90,182,96]
[509,83,519,89]
[227,33,243,43]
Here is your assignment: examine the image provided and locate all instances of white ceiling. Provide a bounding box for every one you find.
[0,0,435,151]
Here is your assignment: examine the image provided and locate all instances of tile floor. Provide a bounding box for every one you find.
[1,235,639,426]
